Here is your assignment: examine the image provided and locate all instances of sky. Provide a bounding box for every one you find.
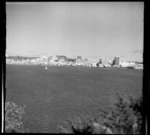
[6,2,143,62]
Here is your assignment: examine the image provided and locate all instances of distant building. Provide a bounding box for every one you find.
[96,59,102,67]
[77,56,82,60]
[56,55,67,60]
[99,59,102,64]
[113,56,120,65]
[120,61,129,67]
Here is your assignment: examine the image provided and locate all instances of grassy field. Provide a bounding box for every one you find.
[6,65,143,133]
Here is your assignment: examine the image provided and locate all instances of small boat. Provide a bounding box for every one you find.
[45,66,47,70]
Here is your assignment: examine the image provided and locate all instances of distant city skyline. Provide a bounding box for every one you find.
[6,2,143,62]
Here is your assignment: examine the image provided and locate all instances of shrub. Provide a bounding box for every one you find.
[58,93,143,134]
[96,92,143,134]
[5,102,28,133]
[58,115,113,134]
[58,115,94,134]
[127,94,143,134]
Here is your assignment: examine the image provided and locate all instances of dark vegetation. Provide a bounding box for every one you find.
[5,102,27,133]
[6,65,142,133]
[58,93,143,134]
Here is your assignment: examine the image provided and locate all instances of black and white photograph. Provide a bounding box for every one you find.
[5,2,144,133]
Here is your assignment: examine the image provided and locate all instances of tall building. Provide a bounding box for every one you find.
[114,56,120,65]
[99,59,102,64]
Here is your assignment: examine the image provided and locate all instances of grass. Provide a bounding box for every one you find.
[6,65,143,133]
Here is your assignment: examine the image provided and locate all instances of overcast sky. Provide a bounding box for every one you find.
[6,2,143,62]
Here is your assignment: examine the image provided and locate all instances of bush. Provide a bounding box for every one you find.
[58,115,113,134]
[96,93,143,134]
[127,94,143,134]
[5,102,28,133]
[58,93,143,134]
[58,115,94,134]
